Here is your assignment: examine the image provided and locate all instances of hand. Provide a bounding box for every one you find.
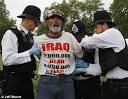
[73,68,87,75]
[28,44,41,56]
[75,59,88,68]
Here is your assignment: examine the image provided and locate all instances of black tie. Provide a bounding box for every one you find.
[26,32,34,44]
[26,32,34,37]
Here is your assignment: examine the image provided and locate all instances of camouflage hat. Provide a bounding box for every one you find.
[44,9,66,21]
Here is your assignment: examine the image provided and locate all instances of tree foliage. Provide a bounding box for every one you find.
[37,0,103,34]
[110,0,128,37]
[0,0,16,48]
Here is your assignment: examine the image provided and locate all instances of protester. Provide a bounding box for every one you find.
[81,10,128,99]
[1,5,41,99]
[34,9,83,99]
[72,20,101,99]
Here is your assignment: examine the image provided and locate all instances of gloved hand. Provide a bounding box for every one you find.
[73,68,87,75]
[75,59,88,68]
[72,59,89,75]
[28,44,41,56]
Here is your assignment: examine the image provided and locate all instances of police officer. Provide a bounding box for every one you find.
[81,10,128,99]
[1,5,41,99]
[72,20,101,99]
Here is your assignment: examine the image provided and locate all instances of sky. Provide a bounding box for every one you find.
[4,0,113,24]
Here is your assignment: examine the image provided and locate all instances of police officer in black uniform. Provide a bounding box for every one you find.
[81,10,128,99]
[72,20,101,99]
[1,5,41,99]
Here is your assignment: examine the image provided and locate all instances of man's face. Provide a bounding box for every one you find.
[93,23,108,34]
[47,15,64,33]
[25,17,40,31]
[93,24,104,34]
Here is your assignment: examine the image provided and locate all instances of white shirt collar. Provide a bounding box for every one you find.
[17,25,29,35]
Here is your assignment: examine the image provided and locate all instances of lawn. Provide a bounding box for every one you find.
[0,54,2,69]
[0,54,2,95]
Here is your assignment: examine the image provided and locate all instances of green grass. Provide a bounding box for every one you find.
[33,62,39,98]
[33,78,39,98]
[0,54,2,69]
[0,54,3,95]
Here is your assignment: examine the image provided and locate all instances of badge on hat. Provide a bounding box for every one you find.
[72,24,78,34]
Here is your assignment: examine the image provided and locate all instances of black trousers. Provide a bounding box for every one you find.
[74,76,100,99]
[2,73,34,99]
[101,78,128,99]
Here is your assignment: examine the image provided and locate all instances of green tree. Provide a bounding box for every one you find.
[0,0,16,49]
[110,0,128,37]
[37,21,46,35]
[38,0,103,34]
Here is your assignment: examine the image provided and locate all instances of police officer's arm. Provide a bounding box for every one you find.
[1,30,31,66]
[80,30,125,51]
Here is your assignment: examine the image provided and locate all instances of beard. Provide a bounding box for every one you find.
[49,24,62,33]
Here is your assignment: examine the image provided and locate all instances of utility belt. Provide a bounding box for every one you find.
[107,78,128,83]
[101,78,128,90]
[2,71,38,81]
[73,73,100,80]
[8,72,33,77]
[3,65,37,79]
[9,72,38,80]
